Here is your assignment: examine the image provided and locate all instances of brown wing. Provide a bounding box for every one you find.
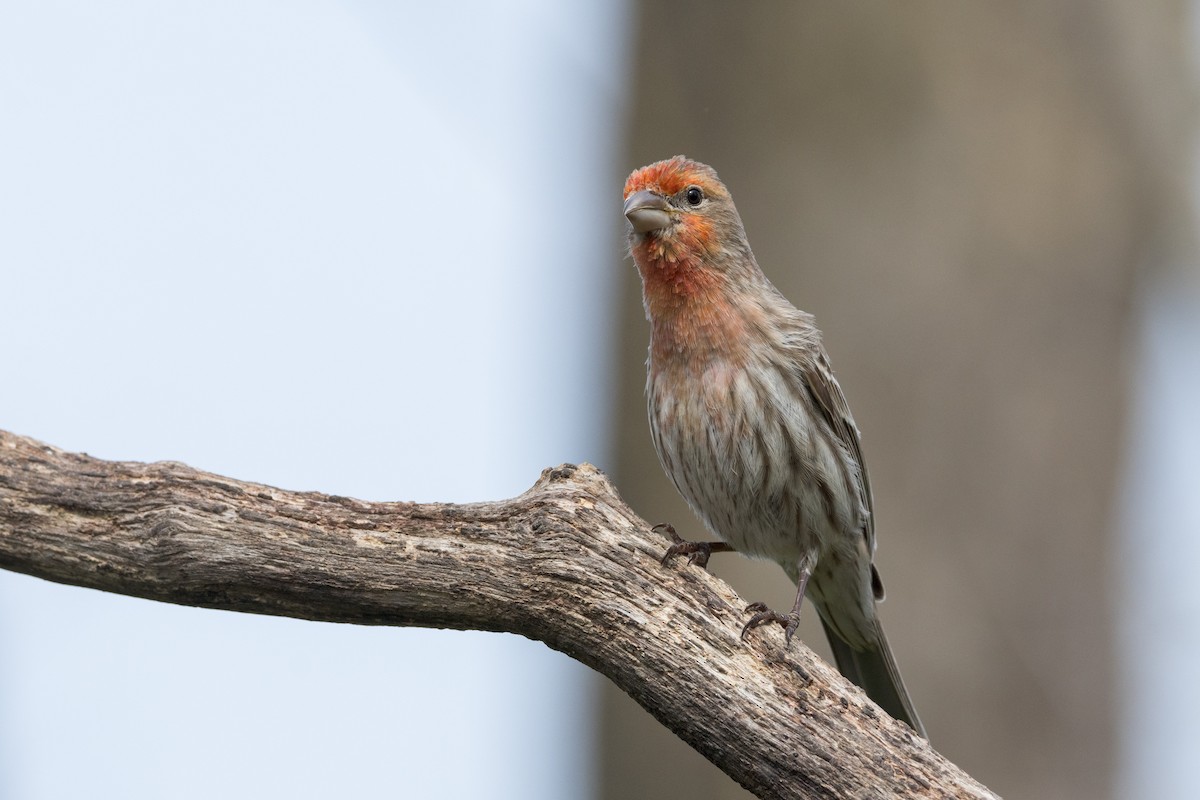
[797,349,877,559]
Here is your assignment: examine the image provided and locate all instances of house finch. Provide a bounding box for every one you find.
[624,156,926,738]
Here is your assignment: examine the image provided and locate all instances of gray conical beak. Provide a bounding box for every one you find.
[623,190,671,233]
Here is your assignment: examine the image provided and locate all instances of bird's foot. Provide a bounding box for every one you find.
[741,602,801,646]
[654,523,733,569]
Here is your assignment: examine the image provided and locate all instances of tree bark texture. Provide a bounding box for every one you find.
[0,430,995,800]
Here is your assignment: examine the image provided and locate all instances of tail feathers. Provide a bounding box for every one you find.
[819,614,927,739]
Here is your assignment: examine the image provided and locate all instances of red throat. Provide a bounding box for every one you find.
[631,233,747,368]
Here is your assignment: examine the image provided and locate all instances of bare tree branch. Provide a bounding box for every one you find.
[0,430,996,799]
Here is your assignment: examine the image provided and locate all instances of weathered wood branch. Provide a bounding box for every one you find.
[0,430,996,799]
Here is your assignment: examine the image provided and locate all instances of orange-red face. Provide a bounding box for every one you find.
[623,157,752,355]
[623,156,729,264]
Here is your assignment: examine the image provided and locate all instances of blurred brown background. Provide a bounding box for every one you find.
[601,3,1194,798]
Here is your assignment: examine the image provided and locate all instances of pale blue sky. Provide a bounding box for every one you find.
[0,2,631,797]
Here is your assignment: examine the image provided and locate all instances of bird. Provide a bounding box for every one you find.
[623,155,926,738]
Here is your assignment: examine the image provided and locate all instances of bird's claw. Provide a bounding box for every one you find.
[741,602,800,646]
[655,523,718,569]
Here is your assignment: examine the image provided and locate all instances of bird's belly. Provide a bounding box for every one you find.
[650,361,878,645]
[650,364,828,566]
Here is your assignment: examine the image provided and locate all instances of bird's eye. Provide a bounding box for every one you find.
[685,186,704,206]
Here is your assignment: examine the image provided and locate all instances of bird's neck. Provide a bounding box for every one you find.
[634,248,750,368]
